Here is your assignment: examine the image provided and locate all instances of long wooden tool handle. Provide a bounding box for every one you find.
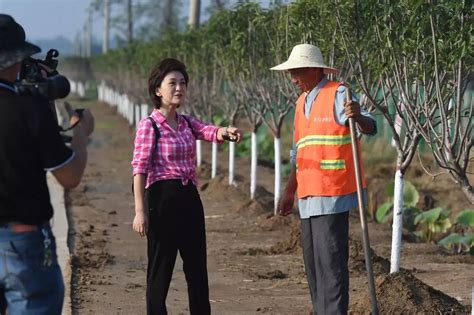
[344,84,379,315]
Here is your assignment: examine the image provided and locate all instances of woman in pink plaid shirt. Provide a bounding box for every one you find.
[131,58,242,315]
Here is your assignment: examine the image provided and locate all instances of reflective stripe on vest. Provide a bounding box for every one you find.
[294,80,366,198]
[296,134,352,148]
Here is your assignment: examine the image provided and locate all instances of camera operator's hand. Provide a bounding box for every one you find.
[64,102,94,136]
[37,63,55,78]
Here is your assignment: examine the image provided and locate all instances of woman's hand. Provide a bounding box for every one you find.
[133,210,147,237]
[218,126,243,143]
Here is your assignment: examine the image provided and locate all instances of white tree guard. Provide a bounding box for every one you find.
[211,142,217,178]
[134,104,140,128]
[390,169,404,273]
[114,92,118,109]
[140,104,148,120]
[70,81,77,94]
[77,82,85,98]
[97,84,103,101]
[228,141,235,185]
[119,96,124,116]
[196,140,202,167]
[274,137,282,214]
[128,100,134,125]
[121,95,127,117]
[250,132,258,199]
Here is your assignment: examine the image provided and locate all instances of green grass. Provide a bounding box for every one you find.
[95,121,117,130]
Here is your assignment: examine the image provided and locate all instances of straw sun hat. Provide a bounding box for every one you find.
[270,44,338,74]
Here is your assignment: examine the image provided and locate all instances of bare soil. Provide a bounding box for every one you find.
[68,98,472,314]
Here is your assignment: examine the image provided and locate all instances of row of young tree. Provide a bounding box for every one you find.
[64,0,472,273]
[78,0,228,55]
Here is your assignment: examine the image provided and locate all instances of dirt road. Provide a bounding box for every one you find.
[68,97,472,314]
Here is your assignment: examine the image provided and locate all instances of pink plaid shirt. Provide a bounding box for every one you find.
[132,110,221,188]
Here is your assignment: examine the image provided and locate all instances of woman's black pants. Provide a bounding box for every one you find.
[146,180,210,315]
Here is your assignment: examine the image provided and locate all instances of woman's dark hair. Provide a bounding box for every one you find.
[148,58,189,108]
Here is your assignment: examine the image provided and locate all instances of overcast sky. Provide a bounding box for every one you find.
[0,0,93,40]
[0,0,280,42]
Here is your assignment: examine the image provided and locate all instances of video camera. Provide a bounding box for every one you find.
[16,49,70,100]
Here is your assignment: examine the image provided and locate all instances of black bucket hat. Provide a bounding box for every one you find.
[0,14,41,70]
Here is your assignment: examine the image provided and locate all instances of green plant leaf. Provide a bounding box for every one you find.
[376,202,393,223]
[383,180,419,206]
[456,209,474,227]
[433,218,452,234]
[415,207,443,225]
[402,181,419,207]
[461,233,474,247]
[438,233,462,248]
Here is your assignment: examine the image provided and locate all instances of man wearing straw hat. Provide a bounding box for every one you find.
[273,44,376,314]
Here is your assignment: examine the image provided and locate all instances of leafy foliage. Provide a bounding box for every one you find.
[438,233,474,255]
[375,180,420,223]
[455,209,474,228]
[414,207,452,242]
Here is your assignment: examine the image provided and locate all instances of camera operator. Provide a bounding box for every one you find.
[0,14,94,314]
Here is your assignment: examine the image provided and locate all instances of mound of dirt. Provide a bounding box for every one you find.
[256,213,295,231]
[199,174,274,216]
[240,221,302,256]
[349,238,390,276]
[267,221,302,254]
[199,175,247,201]
[235,198,274,216]
[352,269,467,313]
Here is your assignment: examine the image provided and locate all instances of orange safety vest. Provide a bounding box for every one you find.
[294,81,366,198]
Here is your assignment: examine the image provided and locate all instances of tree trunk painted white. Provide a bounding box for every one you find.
[250,131,258,199]
[196,140,202,167]
[70,81,77,94]
[119,95,124,117]
[134,104,140,128]
[140,104,149,120]
[119,95,125,116]
[211,142,217,178]
[128,101,134,125]
[114,91,119,107]
[274,137,282,214]
[390,169,404,273]
[228,141,235,185]
[78,82,85,98]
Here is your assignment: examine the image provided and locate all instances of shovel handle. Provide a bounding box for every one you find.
[342,83,379,315]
